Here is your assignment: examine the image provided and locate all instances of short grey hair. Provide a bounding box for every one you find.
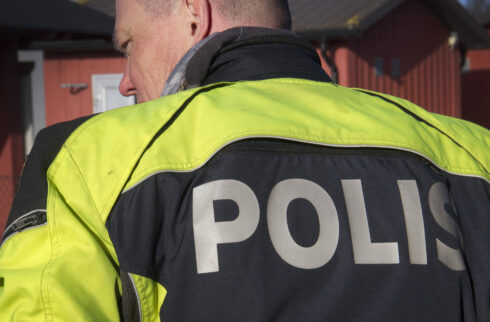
[136,0,176,16]
[214,0,291,29]
[137,0,291,30]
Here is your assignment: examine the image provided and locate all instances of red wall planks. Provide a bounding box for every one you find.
[462,25,490,129]
[316,0,462,118]
[346,0,461,117]
[44,52,126,126]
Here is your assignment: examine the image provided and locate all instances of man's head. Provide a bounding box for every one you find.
[115,0,291,102]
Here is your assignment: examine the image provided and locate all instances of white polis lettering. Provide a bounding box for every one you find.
[267,179,339,269]
[428,182,465,271]
[193,180,260,274]
[398,180,427,265]
[341,179,399,264]
[193,179,466,274]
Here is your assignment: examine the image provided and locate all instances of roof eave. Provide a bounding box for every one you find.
[423,0,490,50]
[295,28,361,41]
[356,0,404,32]
[292,0,404,42]
[0,24,112,36]
[26,39,116,52]
[0,0,114,37]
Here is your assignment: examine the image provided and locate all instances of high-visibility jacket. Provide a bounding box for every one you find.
[1,79,489,321]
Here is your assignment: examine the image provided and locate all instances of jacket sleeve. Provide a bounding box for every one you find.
[0,127,54,320]
[0,117,122,321]
[5,116,93,230]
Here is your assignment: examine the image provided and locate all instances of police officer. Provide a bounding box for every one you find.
[1,0,489,321]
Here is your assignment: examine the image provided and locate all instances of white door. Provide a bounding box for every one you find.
[92,74,136,113]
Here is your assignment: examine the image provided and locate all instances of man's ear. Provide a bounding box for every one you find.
[184,0,211,42]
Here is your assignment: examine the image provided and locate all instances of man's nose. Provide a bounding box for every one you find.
[119,64,136,97]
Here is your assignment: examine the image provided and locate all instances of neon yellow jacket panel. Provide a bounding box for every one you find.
[0,79,489,321]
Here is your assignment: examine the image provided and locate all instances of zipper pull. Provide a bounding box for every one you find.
[11,213,46,233]
[1,211,47,247]
[423,158,441,175]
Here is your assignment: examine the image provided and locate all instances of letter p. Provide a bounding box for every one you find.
[193,180,260,274]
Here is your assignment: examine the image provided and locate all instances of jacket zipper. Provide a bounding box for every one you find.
[128,273,143,322]
[1,210,47,246]
[216,138,424,158]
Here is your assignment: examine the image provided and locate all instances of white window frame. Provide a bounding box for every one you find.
[91,73,135,113]
[18,50,46,155]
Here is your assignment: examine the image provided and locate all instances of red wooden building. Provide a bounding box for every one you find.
[462,20,490,129]
[290,0,490,118]
[0,0,123,230]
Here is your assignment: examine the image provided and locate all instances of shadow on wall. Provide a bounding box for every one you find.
[0,47,24,234]
[462,69,490,129]
[0,176,20,233]
[0,43,24,233]
[0,45,24,173]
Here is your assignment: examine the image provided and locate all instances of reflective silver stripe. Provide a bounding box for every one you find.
[122,135,490,194]
[128,273,143,322]
[0,222,48,248]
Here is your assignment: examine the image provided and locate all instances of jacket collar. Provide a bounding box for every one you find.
[161,27,331,97]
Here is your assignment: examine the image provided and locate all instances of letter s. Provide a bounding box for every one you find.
[429,182,465,271]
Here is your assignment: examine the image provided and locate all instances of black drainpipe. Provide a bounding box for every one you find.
[320,37,338,84]
[459,47,467,70]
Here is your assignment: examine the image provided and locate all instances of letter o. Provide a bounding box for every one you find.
[267,179,339,269]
